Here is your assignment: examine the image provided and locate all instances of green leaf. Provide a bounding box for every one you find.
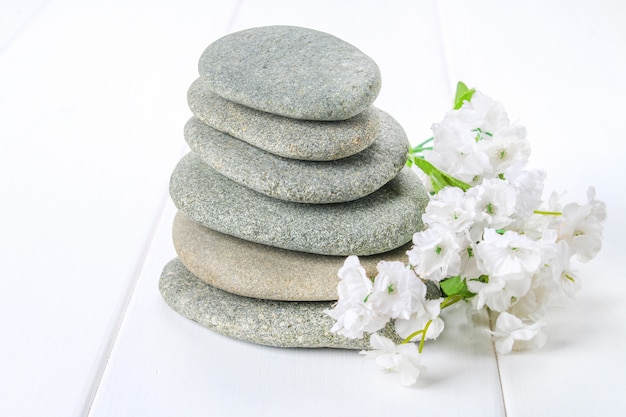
[453,81,476,110]
[411,157,471,193]
[440,276,474,298]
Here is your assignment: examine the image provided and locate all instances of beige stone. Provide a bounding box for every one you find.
[172,212,412,301]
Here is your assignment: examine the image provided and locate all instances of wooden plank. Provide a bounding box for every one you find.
[0,0,238,416]
[89,207,506,417]
[88,1,507,416]
[437,0,626,415]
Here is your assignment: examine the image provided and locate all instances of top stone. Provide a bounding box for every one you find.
[198,26,381,121]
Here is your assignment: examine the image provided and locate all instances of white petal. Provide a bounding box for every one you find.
[368,333,395,352]
[495,336,514,354]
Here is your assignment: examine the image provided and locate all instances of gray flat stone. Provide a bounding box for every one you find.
[159,257,400,349]
[187,78,379,161]
[184,112,408,204]
[198,26,381,121]
[173,211,412,301]
[170,152,428,256]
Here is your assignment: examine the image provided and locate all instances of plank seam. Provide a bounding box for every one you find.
[489,313,509,417]
[81,0,244,412]
[433,1,508,415]
[81,140,188,417]
[81,188,171,417]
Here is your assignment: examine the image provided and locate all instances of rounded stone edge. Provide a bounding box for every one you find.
[169,153,429,256]
[197,25,381,121]
[172,211,413,301]
[187,78,380,161]
[158,257,401,349]
[183,111,408,204]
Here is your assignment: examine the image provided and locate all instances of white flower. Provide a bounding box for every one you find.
[326,301,388,339]
[508,281,552,321]
[468,228,546,312]
[558,187,607,262]
[466,178,518,231]
[369,261,424,320]
[489,312,547,354]
[522,190,564,239]
[476,229,542,277]
[509,168,546,222]
[459,91,511,134]
[336,255,371,302]
[426,116,492,184]
[460,245,482,280]
[326,256,387,338]
[468,274,531,311]
[360,333,424,386]
[507,232,559,319]
[422,186,476,233]
[545,240,581,298]
[478,126,530,177]
[395,298,445,341]
[408,225,463,281]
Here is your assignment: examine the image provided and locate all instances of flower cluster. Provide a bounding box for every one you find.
[326,82,606,386]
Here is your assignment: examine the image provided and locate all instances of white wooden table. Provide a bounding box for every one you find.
[1,1,625,416]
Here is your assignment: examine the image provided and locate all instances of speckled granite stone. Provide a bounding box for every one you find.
[187,78,380,161]
[169,153,428,256]
[198,26,381,121]
[172,211,412,301]
[184,112,408,204]
[159,257,400,349]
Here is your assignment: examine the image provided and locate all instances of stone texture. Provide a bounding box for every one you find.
[159,257,401,349]
[187,78,380,161]
[184,112,408,204]
[169,152,429,256]
[198,26,381,121]
[172,211,412,301]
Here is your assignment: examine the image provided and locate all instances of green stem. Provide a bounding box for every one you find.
[402,328,425,345]
[440,294,464,309]
[397,293,468,352]
[533,210,562,216]
[400,295,464,345]
[410,137,434,154]
[400,319,433,354]
[418,320,432,354]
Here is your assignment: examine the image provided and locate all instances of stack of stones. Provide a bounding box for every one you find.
[159,26,429,349]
